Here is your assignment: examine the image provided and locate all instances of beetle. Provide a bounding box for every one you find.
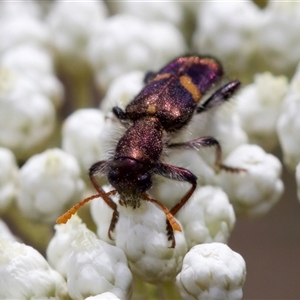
[57,55,243,247]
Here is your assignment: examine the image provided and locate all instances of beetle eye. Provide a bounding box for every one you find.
[108,169,119,183]
[136,173,151,193]
[139,174,149,182]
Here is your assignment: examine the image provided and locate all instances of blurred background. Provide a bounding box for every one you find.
[1,0,300,299]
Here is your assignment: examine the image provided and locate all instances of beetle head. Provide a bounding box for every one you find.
[107,157,152,197]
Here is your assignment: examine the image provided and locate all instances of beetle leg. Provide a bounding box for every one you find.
[197,80,240,114]
[154,163,197,216]
[168,136,246,173]
[89,161,120,240]
[141,194,181,232]
[141,193,181,248]
[144,71,157,83]
[166,220,175,248]
[112,106,128,120]
[89,161,117,211]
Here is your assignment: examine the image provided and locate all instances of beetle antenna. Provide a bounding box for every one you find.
[56,194,100,224]
[56,190,117,224]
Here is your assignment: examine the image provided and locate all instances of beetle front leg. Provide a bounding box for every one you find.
[152,163,197,247]
[141,193,181,248]
[89,161,119,240]
[154,163,198,215]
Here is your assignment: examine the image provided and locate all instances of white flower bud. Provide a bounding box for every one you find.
[17,148,85,223]
[101,71,144,113]
[193,2,261,82]
[0,14,49,54]
[207,106,248,157]
[0,68,56,160]
[216,144,284,217]
[47,0,108,74]
[91,188,187,284]
[1,44,53,75]
[277,62,300,170]
[236,72,288,151]
[108,1,184,28]
[0,0,42,19]
[117,203,187,283]
[257,1,300,75]
[176,243,246,300]
[0,238,69,299]
[66,220,132,300]
[0,44,64,108]
[193,2,300,81]
[87,14,186,91]
[176,186,235,249]
[47,214,88,278]
[62,109,116,177]
[0,147,18,212]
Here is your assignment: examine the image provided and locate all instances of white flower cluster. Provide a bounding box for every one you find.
[0,44,63,161]
[46,0,108,76]
[235,73,288,151]
[0,1,65,160]
[61,109,114,178]
[216,145,283,217]
[47,215,132,300]
[0,1,48,54]
[0,237,69,299]
[100,71,145,113]
[193,1,300,82]
[87,14,186,92]
[1,0,299,299]
[176,243,246,300]
[17,148,85,224]
[277,62,300,170]
[108,1,185,28]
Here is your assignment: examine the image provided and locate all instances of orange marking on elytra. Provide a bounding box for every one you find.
[152,73,172,82]
[180,75,201,102]
[146,104,156,114]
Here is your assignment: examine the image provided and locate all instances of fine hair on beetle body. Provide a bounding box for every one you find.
[57,54,245,248]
